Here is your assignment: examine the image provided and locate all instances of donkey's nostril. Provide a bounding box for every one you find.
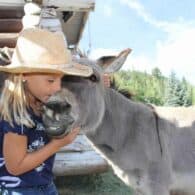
[45,101,58,110]
[61,102,71,111]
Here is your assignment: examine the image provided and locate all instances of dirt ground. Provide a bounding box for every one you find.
[55,169,133,195]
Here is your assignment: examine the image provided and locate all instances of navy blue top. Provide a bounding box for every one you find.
[0,112,55,188]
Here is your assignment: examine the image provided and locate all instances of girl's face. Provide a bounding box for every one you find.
[23,73,63,103]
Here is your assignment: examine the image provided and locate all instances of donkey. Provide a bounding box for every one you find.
[1,47,194,195]
[41,53,195,195]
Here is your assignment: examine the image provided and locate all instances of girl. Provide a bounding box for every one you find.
[0,28,93,195]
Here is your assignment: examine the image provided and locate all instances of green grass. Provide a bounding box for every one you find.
[55,169,133,195]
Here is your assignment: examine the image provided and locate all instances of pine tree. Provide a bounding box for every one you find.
[164,71,180,106]
[180,78,192,106]
[164,73,192,106]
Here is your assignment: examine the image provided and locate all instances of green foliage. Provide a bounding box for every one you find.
[192,87,195,104]
[113,68,194,106]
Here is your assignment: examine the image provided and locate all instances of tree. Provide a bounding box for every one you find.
[180,78,192,106]
[114,69,194,106]
[164,73,192,106]
[151,67,162,79]
[164,72,179,106]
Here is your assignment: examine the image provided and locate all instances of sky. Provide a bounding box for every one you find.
[79,0,195,85]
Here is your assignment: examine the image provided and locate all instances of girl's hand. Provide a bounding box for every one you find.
[50,127,80,148]
[103,74,111,87]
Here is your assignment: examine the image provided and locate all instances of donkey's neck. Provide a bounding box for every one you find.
[88,88,135,152]
[87,88,162,161]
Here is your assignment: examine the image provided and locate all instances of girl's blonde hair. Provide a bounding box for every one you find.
[0,74,34,128]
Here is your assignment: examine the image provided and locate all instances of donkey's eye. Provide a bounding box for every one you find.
[89,74,99,82]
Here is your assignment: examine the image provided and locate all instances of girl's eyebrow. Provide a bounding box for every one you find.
[47,74,63,79]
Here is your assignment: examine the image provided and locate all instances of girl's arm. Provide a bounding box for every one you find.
[3,127,79,176]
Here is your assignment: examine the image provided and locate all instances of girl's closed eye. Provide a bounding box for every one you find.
[48,79,55,83]
[47,74,63,84]
[47,76,60,83]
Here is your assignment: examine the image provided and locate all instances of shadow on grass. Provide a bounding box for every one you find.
[55,169,133,195]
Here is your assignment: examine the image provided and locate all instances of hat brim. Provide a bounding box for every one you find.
[0,62,93,77]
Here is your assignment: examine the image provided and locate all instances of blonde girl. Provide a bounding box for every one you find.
[0,28,92,195]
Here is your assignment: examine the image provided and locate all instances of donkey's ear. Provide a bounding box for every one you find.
[97,48,132,73]
[0,47,14,65]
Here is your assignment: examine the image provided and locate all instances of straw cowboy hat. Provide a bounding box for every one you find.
[0,28,93,77]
